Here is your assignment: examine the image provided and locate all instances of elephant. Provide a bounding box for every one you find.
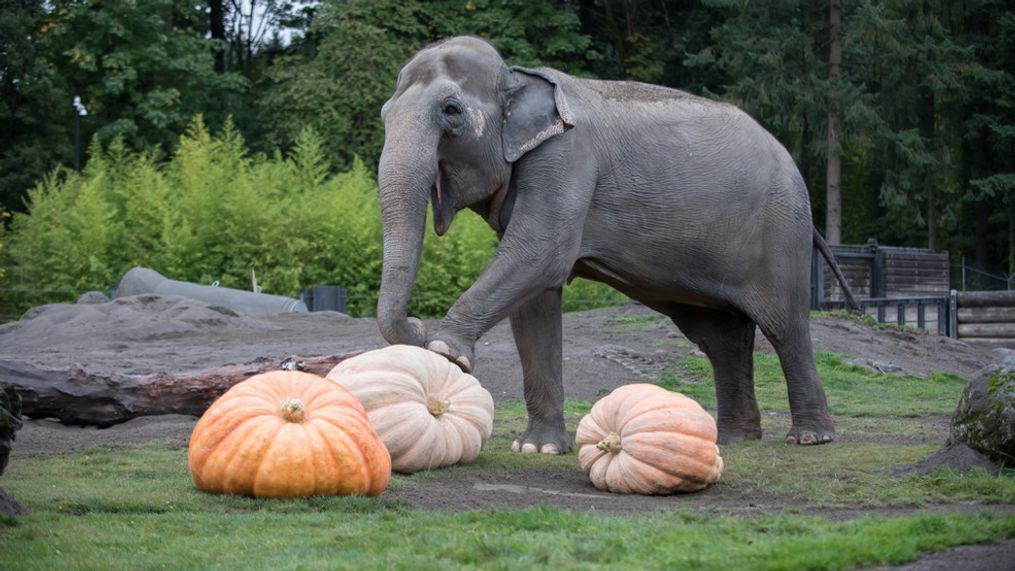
[375,36,859,454]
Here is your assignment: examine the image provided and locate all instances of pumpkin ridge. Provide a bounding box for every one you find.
[396,423,444,472]
[334,413,385,491]
[334,372,425,408]
[622,432,720,483]
[215,415,282,494]
[442,405,494,438]
[437,413,479,463]
[575,415,608,447]
[621,410,717,441]
[190,412,265,480]
[360,402,431,458]
[249,418,288,496]
[301,421,320,495]
[302,419,330,496]
[302,390,366,418]
[312,417,367,494]
[611,384,665,421]
[616,451,692,493]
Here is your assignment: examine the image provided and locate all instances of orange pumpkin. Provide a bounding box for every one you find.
[576,383,723,494]
[188,370,391,498]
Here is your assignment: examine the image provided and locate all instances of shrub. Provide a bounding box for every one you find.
[2,116,626,319]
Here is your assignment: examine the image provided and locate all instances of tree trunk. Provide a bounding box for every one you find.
[927,185,937,251]
[1010,198,1015,276]
[825,0,843,244]
[208,0,226,72]
[975,199,989,270]
[4,352,363,426]
[919,84,937,250]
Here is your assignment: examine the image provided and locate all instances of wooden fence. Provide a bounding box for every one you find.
[812,241,951,333]
[812,240,950,305]
[950,290,1015,349]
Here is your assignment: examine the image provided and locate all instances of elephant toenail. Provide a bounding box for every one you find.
[455,355,471,373]
[511,440,522,453]
[540,443,560,455]
[785,434,798,445]
[521,442,538,454]
[800,432,817,445]
[426,340,450,355]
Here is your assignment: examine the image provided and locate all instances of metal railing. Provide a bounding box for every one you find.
[820,296,951,335]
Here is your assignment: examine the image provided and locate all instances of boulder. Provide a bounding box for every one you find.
[0,383,28,515]
[950,349,1015,467]
[0,383,22,475]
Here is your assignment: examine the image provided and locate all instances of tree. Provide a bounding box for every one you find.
[685,0,841,231]
[257,0,593,168]
[40,0,248,154]
[826,0,843,244]
[0,0,72,212]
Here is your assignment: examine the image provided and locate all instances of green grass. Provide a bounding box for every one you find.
[1,448,1013,571]
[2,346,1014,569]
[658,351,967,417]
[600,313,667,332]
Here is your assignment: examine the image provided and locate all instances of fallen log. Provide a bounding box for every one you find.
[956,306,1015,324]
[957,322,1015,339]
[0,351,364,427]
[956,290,1015,308]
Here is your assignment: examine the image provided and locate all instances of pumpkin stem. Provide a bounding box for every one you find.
[596,432,622,454]
[280,398,306,423]
[426,394,450,416]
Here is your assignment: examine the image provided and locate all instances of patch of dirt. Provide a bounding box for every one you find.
[1,297,1011,567]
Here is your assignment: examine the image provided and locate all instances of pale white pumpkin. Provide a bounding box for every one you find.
[326,345,495,473]
[576,383,723,494]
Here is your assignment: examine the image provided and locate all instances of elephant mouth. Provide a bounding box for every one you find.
[431,163,456,236]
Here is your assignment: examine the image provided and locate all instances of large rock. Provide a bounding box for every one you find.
[951,349,1015,467]
[0,383,28,515]
[0,383,22,475]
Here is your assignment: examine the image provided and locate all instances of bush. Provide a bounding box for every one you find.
[3,117,626,319]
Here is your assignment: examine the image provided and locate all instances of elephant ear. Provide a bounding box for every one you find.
[501,67,575,163]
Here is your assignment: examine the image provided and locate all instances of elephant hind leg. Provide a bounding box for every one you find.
[663,304,762,444]
[752,307,835,445]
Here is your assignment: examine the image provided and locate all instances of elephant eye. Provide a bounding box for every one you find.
[443,100,463,116]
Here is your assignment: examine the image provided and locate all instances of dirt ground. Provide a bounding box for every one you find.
[2,295,1013,569]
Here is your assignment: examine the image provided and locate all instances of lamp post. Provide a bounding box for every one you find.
[72,96,88,171]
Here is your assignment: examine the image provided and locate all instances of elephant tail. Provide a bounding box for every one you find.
[812,228,861,312]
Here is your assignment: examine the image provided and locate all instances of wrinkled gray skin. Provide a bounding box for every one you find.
[378,36,839,453]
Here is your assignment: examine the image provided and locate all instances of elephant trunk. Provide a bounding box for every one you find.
[375,136,437,347]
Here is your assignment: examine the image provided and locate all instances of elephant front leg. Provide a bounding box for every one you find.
[508,288,570,454]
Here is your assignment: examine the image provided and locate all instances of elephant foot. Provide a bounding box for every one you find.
[717,428,763,445]
[716,416,762,445]
[785,416,835,445]
[512,420,572,455]
[425,338,474,373]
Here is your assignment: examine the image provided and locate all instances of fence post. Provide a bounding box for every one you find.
[962,256,967,291]
[811,245,825,310]
[872,248,886,298]
[948,289,958,339]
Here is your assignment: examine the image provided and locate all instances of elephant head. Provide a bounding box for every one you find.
[376,36,573,347]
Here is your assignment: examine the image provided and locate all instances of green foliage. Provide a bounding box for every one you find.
[0,1,72,212]
[3,118,611,319]
[41,0,248,153]
[2,119,389,316]
[258,0,594,169]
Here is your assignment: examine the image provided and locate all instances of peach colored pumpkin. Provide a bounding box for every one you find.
[576,383,723,494]
[188,370,390,497]
[327,345,494,473]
